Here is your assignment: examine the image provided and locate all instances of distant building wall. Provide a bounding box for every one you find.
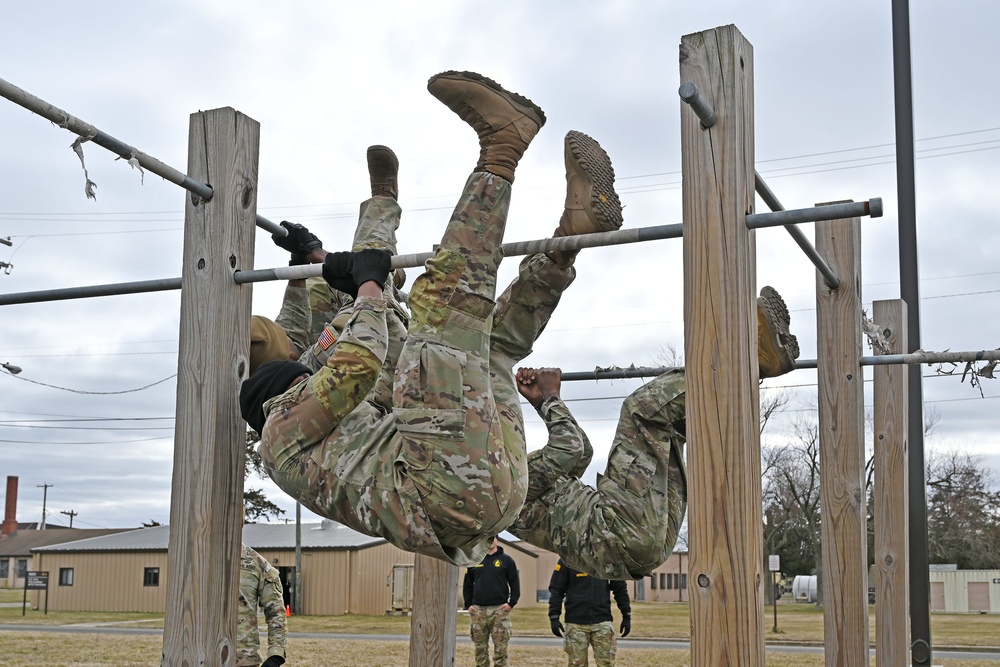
[929,570,1000,613]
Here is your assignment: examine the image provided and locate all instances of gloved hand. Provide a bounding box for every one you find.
[273,221,322,265]
[620,615,631,637]
[260,656,285,667]
[549,617,564,637]
[321,251,357,297]
[351,248,392,290]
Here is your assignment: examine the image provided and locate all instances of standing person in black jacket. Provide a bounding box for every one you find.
[463,536,521,667]
[548,558,631,667]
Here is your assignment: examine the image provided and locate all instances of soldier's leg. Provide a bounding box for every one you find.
[490,605,513,667]
[563,623,591,667]
[488,130,623,501]
[392,72,544,555]
[469,606,491,667]
[591,621,617,667]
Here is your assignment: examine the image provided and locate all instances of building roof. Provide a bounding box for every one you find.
[32,520,388,553]
[0,528,133,557]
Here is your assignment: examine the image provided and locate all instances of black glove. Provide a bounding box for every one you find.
[620,615,631,637]
[273,221,322,265]
[351,249,392,290]
[550,617,564,637]
[260,657,285,667]
[321,251,357,297]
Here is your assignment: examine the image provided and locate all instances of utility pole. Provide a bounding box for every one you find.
[60,510,77,528]
[37,483,53,529]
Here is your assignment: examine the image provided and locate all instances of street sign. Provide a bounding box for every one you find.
[25,571,48,590]
[768,555,780,572]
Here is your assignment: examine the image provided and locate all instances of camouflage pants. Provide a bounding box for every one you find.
[259,173,576,566]
[469,604,512,667]
[509,369,688,580]
[564,621,616,667]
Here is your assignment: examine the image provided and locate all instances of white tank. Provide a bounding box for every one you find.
[792,575,818,603]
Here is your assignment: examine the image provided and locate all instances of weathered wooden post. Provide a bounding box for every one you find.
[873,299,910,666]
[680,24,765,666]
[162,107,259,666]
[815,208,870,667]
[408,554,459,666]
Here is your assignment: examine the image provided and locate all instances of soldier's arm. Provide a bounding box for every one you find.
[258,561,288,659]
[611,579,631,616]
[507,558,520,608]
[274,283,312,358]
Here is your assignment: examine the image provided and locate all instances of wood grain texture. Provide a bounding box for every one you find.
[408,554,459,666]
[873,299,910,666]
[680,24,764,667]
[162,107,259,667]
[815,214,870,667]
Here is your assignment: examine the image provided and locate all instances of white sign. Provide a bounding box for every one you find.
[768,555,781,572]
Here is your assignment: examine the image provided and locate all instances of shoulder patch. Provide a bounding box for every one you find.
[554,563,562,572]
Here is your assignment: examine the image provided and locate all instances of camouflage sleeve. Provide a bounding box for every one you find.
[274,283,312,357]
[536,396,594,479]
[258,558,288,659]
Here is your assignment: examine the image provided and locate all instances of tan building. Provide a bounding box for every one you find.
[929,566,1000,613]
[30,521,537,615]
[0,525,129,589]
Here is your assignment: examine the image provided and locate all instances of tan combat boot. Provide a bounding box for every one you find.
[427,70,545,183]
[548,130,624,268]
[367,145,399,200]
[758,285,800,378]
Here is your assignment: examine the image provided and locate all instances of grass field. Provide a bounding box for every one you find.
[2,588,998,666]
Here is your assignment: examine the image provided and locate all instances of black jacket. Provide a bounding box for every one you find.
[463,546,520,609]
[548,559,631,625]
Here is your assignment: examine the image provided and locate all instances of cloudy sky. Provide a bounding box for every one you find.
[2,1,999,530]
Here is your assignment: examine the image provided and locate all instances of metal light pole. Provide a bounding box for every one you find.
[2,362,22,375]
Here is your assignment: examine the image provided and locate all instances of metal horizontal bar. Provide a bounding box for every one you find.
[0,76,286,238]
[0,278,182,305]
[754,171,840,289]
[745,198,882,229]
[678,81,717,128]
[235,223,684,284]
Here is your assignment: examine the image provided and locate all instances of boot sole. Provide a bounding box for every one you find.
[758,285,800,372]
[427,70,547,129]
[565,130,623,233]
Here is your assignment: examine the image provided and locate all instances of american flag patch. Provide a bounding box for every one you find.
[317,326,337,350]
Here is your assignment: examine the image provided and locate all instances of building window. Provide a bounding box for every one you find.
[650,575,657,590]
[59,568,74,586]
[660,573,666,590]
[666,573,673,589]
[143,567,160,587]
[0,559,8,578]
[680,573,688,590]
[16,559,27,578]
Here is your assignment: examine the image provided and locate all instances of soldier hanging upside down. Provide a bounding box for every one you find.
[239,69,799,575]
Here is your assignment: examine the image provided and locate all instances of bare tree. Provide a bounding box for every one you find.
[926,449,1000,569]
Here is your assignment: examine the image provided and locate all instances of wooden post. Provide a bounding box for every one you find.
[680,24,764,667]
[873,299,910,666]
[408,554,459,666]
[815,210,870,667]
[162,107,259,666]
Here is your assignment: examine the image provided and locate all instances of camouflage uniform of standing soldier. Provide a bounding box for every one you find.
[463,536,520,667]
[240,70,627,567]
[548,558,631,667]
[237,544,288,667]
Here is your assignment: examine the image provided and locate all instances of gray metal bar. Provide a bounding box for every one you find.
[234,223,685,284]
[745,199,882,229]
[0,278,182,305]
[0,76,287,238]
[678,81,717,128]
[891,2,931,663]
[754,172,841,289]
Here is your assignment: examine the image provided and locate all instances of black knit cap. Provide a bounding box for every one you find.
[239,360,312,434]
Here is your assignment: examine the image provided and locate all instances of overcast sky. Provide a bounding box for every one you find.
[2,1,999,530]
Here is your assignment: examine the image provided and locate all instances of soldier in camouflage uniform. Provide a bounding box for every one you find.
[240,71,628,568]
[507,290,798,581]
[237,544,287,667]
[548,558,631,667]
